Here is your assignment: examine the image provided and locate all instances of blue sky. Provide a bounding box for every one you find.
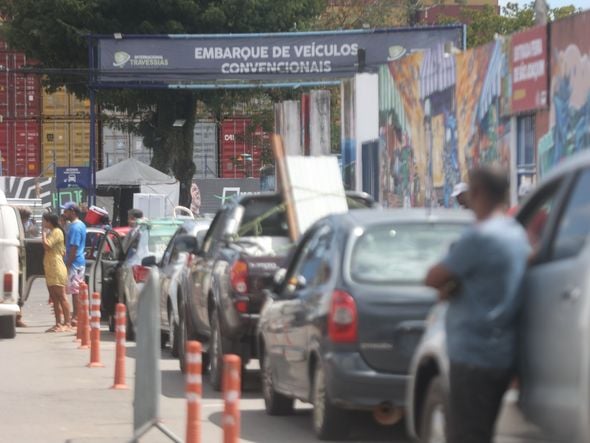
[499,0,589,9]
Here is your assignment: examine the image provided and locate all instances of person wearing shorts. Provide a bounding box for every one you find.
[62,202,87,324]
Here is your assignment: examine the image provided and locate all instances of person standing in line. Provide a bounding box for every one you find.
[451,182,470,209]
[62,202,87,325]
[41,213,71,332]
[127,208,144,228]
[425,167,531,443]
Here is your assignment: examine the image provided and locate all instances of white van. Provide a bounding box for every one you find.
[0,190,23,338]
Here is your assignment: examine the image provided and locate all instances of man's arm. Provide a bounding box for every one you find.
[425,264,458,301]
[66,246,77,269]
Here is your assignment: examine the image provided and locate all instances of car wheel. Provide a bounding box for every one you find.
[0,315,16,339]
[208,312,223,391]
[419,376,448,443]
[178,305,188,374]
[312,363,350,440]
[262,353,294,415]
[168,306,180,358]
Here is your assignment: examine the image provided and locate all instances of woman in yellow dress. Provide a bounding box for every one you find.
[42,213,71,332]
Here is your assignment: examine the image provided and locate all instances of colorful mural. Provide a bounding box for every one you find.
[379,39,512,208]
[539,12,590,176]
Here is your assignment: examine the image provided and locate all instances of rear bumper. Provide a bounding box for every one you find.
[0,303,20,315]
[324,351,408,410]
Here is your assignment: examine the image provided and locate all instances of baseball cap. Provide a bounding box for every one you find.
[451,182,469,198]
[61,201,79,211]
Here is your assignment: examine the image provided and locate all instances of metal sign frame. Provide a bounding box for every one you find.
[86,25,466,205]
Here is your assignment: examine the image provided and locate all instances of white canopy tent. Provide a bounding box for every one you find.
[96,158,179,217]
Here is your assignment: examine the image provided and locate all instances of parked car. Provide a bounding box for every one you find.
[84,226,130,329]
[407,150,590,443]
[182,191,376,390]
[0,191,26,338]
[155,219,211,371]
[258,208,472,440]
[116,219,184,340]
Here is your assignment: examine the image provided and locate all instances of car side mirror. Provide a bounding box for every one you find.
[141,255,157,267]
[175,234,199,254]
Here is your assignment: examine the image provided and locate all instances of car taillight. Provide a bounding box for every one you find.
[230,260,249,294]
[328,290,358,343]
[234,298,249,313]
[3,272,13,298]
[132,265,150,283]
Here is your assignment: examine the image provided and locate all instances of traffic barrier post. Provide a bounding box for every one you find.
[111,303,128,389]
[185,341,202,443]
[74,292,81,342]
[78,284,90,350]
[223,355,241,443]
[87,291,104,368]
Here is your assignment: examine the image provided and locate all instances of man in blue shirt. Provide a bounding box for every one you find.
[425,167,531,443]
[62,202,87,323]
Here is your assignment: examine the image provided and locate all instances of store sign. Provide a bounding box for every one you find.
[95,27,463,84]
[511,26,548,113]
[56,167,91,189]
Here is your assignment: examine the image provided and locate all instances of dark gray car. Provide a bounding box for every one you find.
[258,208,472,440]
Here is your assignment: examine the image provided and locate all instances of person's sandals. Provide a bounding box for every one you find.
[45,325,61,333]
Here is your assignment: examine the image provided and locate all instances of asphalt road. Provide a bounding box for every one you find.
[0,280,408,443]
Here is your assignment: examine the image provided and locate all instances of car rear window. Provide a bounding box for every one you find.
[350,223,466,284]
[135,225,179,261]
[238,198,289,237]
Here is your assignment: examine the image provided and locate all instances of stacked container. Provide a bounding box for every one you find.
[219,118,266,179]
[101,118,152,168]
[41,87,92,176]
[0,49,42,176]
[193,120,218,178]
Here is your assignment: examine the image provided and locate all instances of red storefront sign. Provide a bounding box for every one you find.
[511,25,548,114]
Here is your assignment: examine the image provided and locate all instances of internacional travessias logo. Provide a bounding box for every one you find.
[113,51,169,68]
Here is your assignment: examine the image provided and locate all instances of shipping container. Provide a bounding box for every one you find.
[42,87,90,118]
[41,120,93,175]
[102,123,152,168]
[193,120,218,178]
[0,52,41,119]
[0,119,41,177]
[219,118,266,179]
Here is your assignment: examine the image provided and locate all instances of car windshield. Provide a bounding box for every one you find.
[137,224,180,261]
[350,223,466,284]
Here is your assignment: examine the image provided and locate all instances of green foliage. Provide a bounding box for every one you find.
[0,0,324,204]
[436,2,580,48]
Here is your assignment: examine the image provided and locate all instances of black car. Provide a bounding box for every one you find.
[258,209,472,440]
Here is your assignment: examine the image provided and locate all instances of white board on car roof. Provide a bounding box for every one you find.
[284,156,347,237]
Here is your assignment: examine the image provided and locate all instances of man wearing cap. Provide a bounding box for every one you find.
[62,202,87,323]
[452,182,470,209]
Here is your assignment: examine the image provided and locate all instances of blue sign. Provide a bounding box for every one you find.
[56,167,91,189]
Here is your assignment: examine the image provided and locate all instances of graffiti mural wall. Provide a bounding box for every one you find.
[539,13,590,175]
[379,39,512,208]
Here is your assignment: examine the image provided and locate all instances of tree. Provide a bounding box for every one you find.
[0,0,324,204]
[435,2,579,48]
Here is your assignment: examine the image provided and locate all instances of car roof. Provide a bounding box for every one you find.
[331,208,474,229]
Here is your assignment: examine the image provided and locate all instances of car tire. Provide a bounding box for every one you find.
[312,363,350,440]
[178,305,188,374]
[208,312,224,391]
[168,306,180,358]
[262,353,294,416]
[0,315,16,339]
[419,376,449,443]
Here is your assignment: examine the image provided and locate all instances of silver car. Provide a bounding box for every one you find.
[407,150,590,443]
